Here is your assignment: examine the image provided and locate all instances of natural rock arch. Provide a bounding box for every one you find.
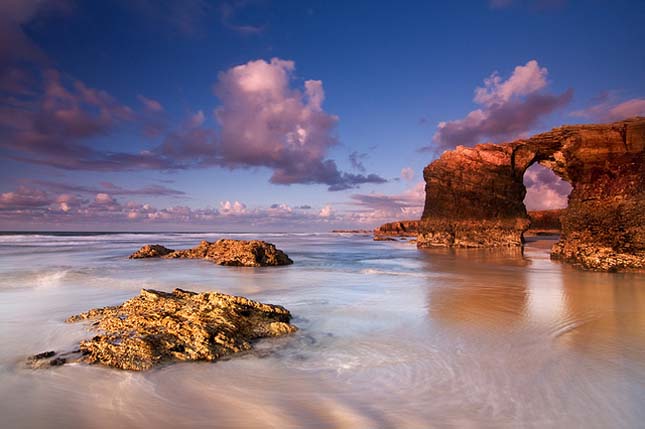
[417,117,645,271]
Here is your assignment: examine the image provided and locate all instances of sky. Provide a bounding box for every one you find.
[0,0,644,231]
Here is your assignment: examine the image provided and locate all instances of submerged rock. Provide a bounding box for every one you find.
[44,288,298,371]
[129,239,293,267]
[129,244,175,258]
[26,349,81,368]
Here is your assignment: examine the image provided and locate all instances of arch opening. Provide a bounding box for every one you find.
[522,163,572,212]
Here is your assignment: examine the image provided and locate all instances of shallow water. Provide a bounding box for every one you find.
[1,232,644,428]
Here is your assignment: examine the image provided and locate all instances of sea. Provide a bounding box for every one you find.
[0,232,644,428]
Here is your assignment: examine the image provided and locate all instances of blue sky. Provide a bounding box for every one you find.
[1,0,644,231]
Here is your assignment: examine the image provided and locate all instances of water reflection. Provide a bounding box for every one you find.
[2,233,645,428]
[421,246,530,329]
[556,270,645,359]
[422,239,645,361]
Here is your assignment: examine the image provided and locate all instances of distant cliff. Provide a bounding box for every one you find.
[375,210,564,240]
[526,209,563,235]
[374,220,420,239]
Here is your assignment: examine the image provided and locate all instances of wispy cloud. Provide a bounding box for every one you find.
[219,1,265,35]
[26,180,186,197]
[422,60,572,152]
[349,151,368,172]
[571,92,645,122]
[347,181,425,223]
[1,56,386,191]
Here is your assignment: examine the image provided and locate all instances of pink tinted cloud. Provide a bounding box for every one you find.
[1,69,137,164]
[348,181,425,223]
[137,95,164,112]
[523,163,571,210]
[2,57,385,191]
[423,60,572,152]
[0,186,51,209]
[0,181,424,230]
[213,58,386,190]
[571,92,645,122]
[400,167,415,181]
[0,184,360,229]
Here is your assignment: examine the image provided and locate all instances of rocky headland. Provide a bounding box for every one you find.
[418,117,645,271]
[375,118,643,271]
[373,220,420,240]
[28,288,297,371]
[129,239,293,267]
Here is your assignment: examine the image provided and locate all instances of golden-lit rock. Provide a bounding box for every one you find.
[129,244,175,258]
[416,117,645,271]
[35,288,298,371]
[129,239,293,267]
[373,220,420,240]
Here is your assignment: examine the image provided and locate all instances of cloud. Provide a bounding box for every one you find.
[27,180,186,197]
[0,183,363,230]
[0,186,51,209]
[0,0,72,94]
[523,163,571,210]
[0,180,426,230]
[571,92,645,122]
[214,58,387,190]
[348,181,425,223]
[423,60,572,152]
[219,200,247,215]
[319,205,333,218]
[1,69,137,165]
[137,95,164,112]
[349,151,368,172]
[400,167,414,181]
[1,55,386,191]
[94,192,116,205]
[219,1,265,35]
[120,0,212,37]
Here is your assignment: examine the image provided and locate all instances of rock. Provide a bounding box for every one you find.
[417,117,645,271]
[374,220,420,239]
[26,350,81,369]
[332,229,372,234]
[60,288,297,371]
[528,209,563,230]
[525,209,563,236]
[129,239,293,267]
[128,244,175,259]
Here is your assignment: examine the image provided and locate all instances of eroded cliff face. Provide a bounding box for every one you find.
[418,117,645,272]
[374,220,420,238]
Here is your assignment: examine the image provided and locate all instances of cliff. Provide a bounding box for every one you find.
[374,220,420,238]
[418,117,645,271]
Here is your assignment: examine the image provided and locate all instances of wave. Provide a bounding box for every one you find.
[359,268,428,278]
[0,231,329,247]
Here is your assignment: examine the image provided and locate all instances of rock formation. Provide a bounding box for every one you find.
[417,117,644,272]
[129,239,293,267]
[526,209,563,236]
[28,288,297,371]
[373,220,420,239]
[129,244,175,258]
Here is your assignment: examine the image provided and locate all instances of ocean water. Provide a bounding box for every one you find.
[0,232,644,428]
